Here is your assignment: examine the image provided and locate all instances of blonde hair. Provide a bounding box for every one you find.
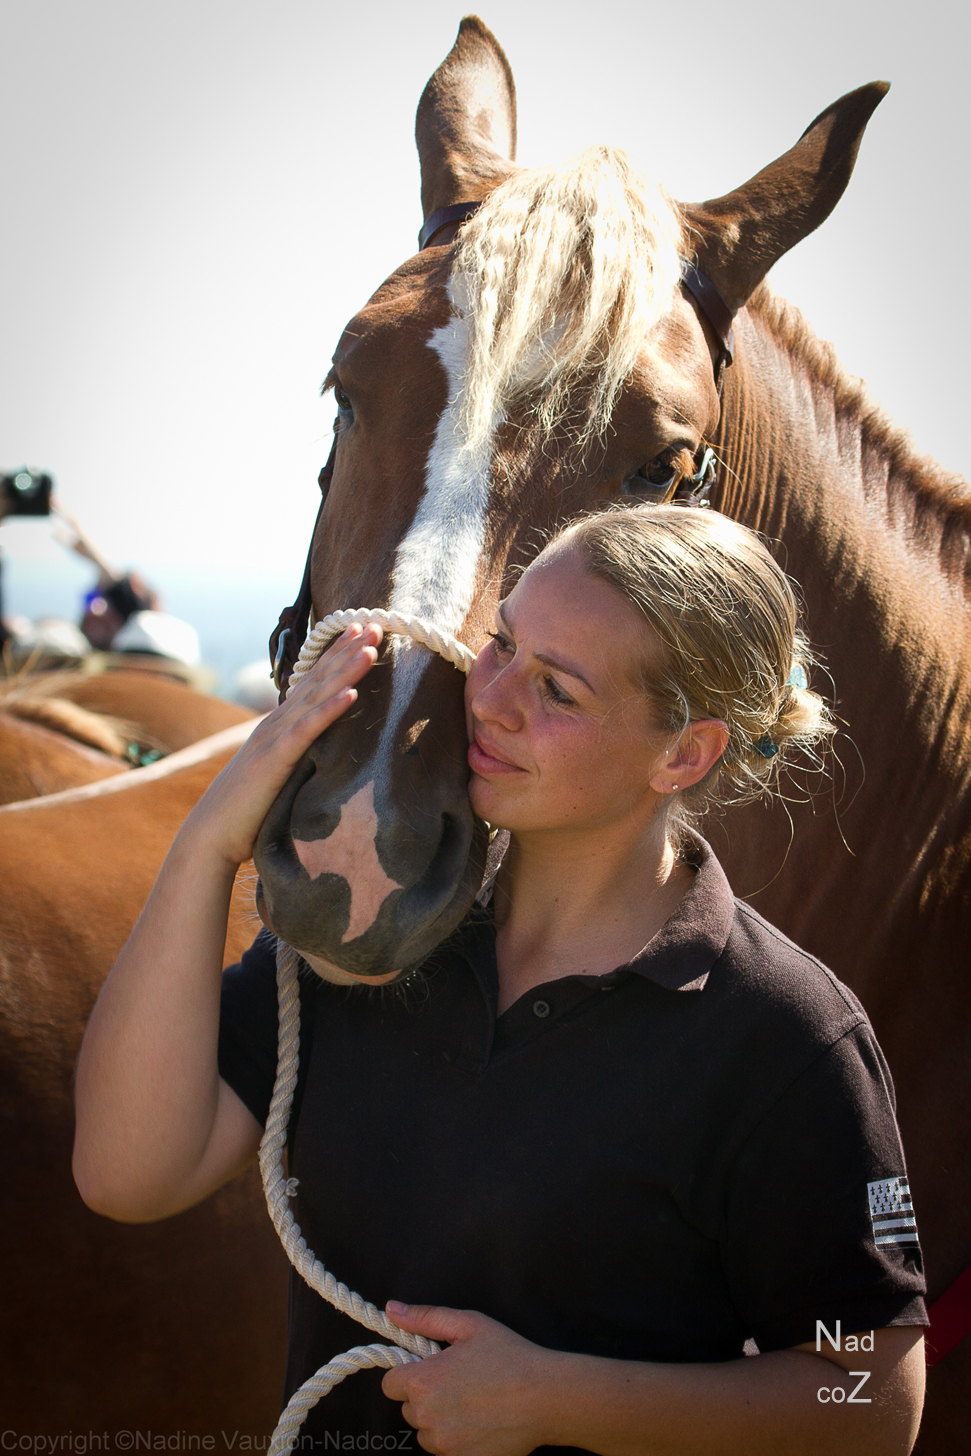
[449,146,684,455]
[552,505,833,809]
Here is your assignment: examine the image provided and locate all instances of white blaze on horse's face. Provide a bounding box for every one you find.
[366,308,494,778]
[277,308,495,953]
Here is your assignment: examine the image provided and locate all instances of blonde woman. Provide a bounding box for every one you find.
[74,506,926,1455]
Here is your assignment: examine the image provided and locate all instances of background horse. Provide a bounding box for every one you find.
[0,706,129,803]
[0,669,255,802]
[254,18,969,1449]
[9,666,257,749]
[0,725,289,1434]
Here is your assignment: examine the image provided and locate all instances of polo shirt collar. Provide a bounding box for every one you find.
[622,831,735,993]
[471,826,735,995]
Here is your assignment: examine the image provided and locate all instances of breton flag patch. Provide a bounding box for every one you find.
[868,1176,920,1248]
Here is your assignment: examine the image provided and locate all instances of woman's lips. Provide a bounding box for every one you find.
[468,734,525,776]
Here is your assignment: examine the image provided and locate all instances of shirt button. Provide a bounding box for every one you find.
[532,999,551,1019]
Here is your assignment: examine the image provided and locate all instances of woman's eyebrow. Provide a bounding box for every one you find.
[497,602,595,695]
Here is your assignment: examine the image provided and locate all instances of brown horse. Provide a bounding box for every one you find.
[0,722,289,1434]
[0,708,129,803]
[14,665,256,749]
[251,18,969,1448]
[0,670,256,804]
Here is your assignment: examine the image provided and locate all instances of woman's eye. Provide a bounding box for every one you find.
[542,676,574,708]
[488,630,513,657]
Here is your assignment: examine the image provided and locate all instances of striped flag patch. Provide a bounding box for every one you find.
[868,1176,919,1247]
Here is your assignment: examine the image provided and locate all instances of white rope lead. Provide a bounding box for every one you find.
[259,609,474,1455]
[289,607,476,691]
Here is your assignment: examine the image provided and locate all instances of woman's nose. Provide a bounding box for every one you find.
[469,662,521,730]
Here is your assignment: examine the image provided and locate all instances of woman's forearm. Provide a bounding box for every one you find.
[72,819,249,1221]
[73,622,384,1223]
[383,1305,923,1455]
[540,1331,924,1456]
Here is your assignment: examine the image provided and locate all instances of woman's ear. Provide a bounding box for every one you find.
[652,720,729,794]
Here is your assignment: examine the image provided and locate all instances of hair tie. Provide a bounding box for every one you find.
[753,665,809,758]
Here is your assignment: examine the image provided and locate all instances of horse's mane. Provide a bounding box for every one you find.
[748,283,971,530]
[450,146,684,453]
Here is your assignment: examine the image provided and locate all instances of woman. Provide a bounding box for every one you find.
[74,506,926,1454]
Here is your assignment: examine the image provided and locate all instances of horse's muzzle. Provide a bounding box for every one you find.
[253,693,488,978]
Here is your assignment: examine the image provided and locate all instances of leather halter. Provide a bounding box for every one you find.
[418,202,486,250]
[269,206,737,693]
[680,259,735,375]
[270,434,336,696]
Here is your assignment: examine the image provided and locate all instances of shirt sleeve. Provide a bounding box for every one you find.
[722,1021,928,1352]
[218,929,288,1127]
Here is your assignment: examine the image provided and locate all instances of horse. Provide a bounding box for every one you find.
[10,665,256,749]
[0,722,290,1434]
[0,706,129,803]
[251,17,970,1449]
[0,669,256,804]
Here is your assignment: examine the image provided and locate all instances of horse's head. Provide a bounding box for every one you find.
[254,17,886,980]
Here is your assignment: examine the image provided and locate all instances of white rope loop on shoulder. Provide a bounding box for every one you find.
[262,607,475,1453]
[287,607,475,699]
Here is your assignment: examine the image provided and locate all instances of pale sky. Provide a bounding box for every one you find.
[2,0,967,579]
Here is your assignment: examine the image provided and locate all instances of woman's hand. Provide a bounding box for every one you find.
[381,1302,556,1456]
[184,622,383,869]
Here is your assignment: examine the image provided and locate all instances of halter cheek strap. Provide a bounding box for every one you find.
[270,434,337,698]
[679,258,735,374]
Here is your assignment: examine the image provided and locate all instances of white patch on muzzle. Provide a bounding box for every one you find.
[292,781,403,943]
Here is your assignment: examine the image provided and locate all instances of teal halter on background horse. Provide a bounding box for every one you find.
[257,17,969,1448]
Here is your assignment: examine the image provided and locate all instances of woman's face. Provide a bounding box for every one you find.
[464,546,670,837]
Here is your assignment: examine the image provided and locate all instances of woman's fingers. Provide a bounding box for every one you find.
[287,623,384,706]
[185,623,385,865]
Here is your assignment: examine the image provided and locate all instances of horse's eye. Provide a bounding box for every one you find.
[334,384,354,420]
[646,452,679,485]
[623,450,679,501]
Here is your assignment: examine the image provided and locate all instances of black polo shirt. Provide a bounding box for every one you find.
[218,837,926,1452]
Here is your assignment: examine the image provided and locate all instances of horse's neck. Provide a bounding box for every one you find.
[718,300,971,801]
[708,296,971,981]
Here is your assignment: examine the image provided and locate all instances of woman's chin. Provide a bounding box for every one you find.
[469,775,512,826]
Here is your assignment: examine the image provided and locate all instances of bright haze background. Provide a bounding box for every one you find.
[1,0,966,687]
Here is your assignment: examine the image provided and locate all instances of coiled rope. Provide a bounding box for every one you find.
[259,608,474,1454]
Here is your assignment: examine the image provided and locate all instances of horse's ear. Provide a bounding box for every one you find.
[684,82,889,312]
[416,15,518,222]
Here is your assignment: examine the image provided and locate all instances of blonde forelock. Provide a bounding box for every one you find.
[448,146,685,455]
